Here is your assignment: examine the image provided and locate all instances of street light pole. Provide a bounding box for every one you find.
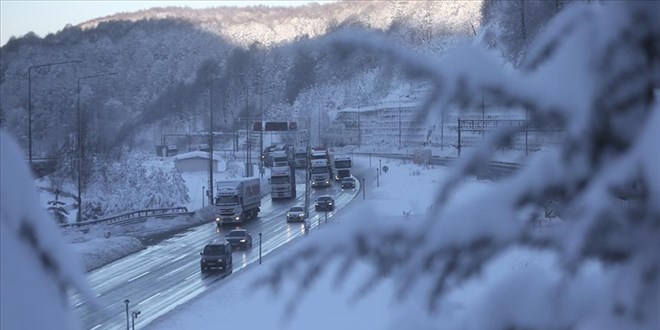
[124,299,130,330]
[27,59,81,167]
[209,78,216,207]
[242,76,250,177]
[77,72,117,223]
[357,105,361,148]
[259,232,263,264]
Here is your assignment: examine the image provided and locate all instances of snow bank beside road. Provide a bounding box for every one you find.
[68,236,144,271]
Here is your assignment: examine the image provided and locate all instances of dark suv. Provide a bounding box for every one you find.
[200,240,232,272]
[315,195,335,211]
[225,229,252,249]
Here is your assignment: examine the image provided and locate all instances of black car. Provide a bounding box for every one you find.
[200,240,232,272]
[315,195,335,211]
[225,229,253,249]
[340,177,355,189]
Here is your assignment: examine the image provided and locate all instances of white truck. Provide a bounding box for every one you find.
[310,159,331,188]
[271,150,291,167]
[330,154,352,181]
[213,178,261,227]
[293,147,308,168]
[270,165,296,200]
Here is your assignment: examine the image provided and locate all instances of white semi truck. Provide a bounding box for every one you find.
[271,150,291,167]
[293,147,308,168]
[329,154,352,181]
[310,159,331,188]
[270,165,296,200]
[214,178,261,227]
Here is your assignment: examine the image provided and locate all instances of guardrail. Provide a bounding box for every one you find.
[61,207,194,229]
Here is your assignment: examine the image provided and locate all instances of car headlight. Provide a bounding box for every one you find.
[325,180,329,184]
[287,213,291,217]
[215,217,220,222]
[235,216,240,220]
[328,202,333,205]
[240,239,246,242]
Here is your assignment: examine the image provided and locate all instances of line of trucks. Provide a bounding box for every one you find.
[211,145,352,227]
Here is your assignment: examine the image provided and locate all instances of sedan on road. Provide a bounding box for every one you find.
[224,229,252,250]
[340,177,355,189]
[287,206,306,222]
[315,195,335,212]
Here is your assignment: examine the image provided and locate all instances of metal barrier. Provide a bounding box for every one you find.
[61,207,194,228]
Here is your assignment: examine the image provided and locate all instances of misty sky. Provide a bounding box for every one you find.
[0,0,330,46]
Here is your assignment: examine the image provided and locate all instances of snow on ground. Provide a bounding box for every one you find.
[58,152,552,329]
[142,156,550,329]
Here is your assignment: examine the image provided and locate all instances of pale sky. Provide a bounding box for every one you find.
[0,1,329,46]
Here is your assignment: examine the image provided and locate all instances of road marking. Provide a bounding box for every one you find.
[185,272,199,281]
[156,263,189,280]
[75,301,85,308]
[170,254,186,262]
[138,292,162,306]
[90,324,103,330]
[128,271,150,282]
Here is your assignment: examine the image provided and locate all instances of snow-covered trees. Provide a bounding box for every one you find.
[257,2,659,329]
[83,153,189,219]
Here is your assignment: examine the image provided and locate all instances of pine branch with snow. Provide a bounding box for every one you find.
[1,130,98,330]
[256,2,660,329]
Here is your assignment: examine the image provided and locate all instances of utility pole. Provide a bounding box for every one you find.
[209,78,215,206]
[357,105,361,148]
[246,82,250,177]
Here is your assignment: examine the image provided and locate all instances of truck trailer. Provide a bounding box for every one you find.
[214,178,261,226]
[270,165,296,200]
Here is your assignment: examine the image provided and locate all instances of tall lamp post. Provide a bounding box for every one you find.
[357,104,361,148]
[28,59,82,167]
[77,72,118,222]
[208,77,219,207]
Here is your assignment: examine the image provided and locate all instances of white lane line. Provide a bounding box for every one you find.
[138,292,162,306]
[127,271,150,282]
[90,324,103,330]
[185,272,199,281]
[156,263,190,280]
[74,301,85,308]
[170,254,186,263]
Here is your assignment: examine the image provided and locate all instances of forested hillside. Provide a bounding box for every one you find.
[0,0,573,220]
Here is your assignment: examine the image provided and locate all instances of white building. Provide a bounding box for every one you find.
[173,151,223,172]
